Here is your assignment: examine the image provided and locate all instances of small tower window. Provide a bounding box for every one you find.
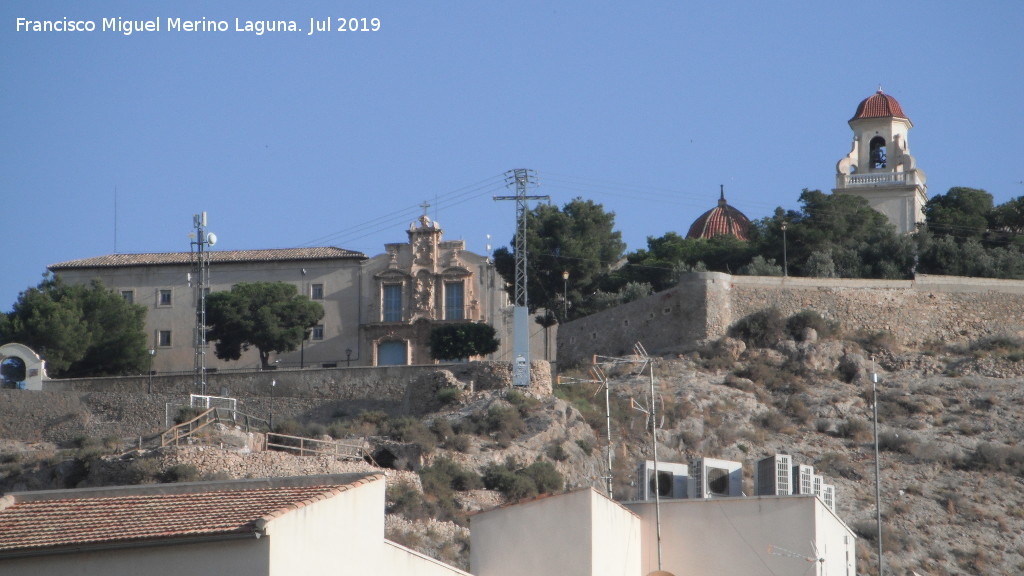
[870,136,887,169]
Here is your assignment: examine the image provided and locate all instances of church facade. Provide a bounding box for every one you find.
[833,89,928,234]
[48,215,523,374]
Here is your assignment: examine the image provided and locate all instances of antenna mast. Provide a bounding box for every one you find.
[630,342,666,573]
[189,212,216,396]
[494,169,548,387]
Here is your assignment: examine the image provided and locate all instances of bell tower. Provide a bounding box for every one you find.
[833,88,927,233]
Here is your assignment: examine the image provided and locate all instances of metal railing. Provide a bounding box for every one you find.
[158,407,368,463]
[160,406,268,447]
[263,433,368,461]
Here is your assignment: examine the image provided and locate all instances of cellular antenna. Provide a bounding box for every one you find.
[189,212,217,396]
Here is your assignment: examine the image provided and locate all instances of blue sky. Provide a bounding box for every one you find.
[2,1,1022,310]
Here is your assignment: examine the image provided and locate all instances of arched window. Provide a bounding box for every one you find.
[870,136,887,169]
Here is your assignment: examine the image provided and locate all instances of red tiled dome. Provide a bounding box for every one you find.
[850,89,908,122]
[686,186,751,241]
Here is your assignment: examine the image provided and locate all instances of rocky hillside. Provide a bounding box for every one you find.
[4,327,1024,575]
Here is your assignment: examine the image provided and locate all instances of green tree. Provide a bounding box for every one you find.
[924,187,993,241]
[749,190,912,279]
[1,275,148,377]
[987,195,1024,247]
[493,198,626,319]
[617,233,756,291]
[205,282,324,369]
[429,322,499,361]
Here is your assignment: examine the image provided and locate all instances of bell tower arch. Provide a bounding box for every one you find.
[833,88,927,233]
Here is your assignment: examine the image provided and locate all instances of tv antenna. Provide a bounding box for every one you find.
[627,342,670,574]
[557,359,624,499]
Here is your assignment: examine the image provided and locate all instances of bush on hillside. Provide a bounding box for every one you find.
[786,310,839,340]
[729,308,787,348]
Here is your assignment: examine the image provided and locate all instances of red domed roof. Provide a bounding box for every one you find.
[686,186,751,241]
[850,89,909,122]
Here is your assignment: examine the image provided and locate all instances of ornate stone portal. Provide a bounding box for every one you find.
[366,213,485,365]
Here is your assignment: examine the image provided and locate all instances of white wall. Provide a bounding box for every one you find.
[471,489,640,576]
[626,495,855,576]
[265,475,385,575]
[0,535,268,576]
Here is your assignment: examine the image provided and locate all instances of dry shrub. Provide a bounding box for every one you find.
[836,418,872,442]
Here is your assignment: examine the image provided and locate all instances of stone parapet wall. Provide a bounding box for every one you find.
[42,362,534,399]
[2,362,553,444]
[557,272,1024,368]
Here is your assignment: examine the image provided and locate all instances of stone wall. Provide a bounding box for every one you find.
[557,272,1024,367]
[0,362,552,444]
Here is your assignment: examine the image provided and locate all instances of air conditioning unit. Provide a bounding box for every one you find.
[792,464,814,495]
[636,461,692,500]
[691,457,743,499]
[756,454,792,496]
[821,483,836,512]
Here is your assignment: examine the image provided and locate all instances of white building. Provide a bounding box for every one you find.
[0,473,467,576]
[47,214,545,373]
[470,488,642,576]
[626,495,856,576]
[0,471,855,576]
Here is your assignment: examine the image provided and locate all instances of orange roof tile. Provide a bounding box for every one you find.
[686,187,751,241]
[49,247,366,271]
[0,474,382,555]
[850,89,908,121]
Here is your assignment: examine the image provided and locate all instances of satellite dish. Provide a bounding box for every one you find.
[206,233,217,246]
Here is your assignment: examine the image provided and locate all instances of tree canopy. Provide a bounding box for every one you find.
[205,282,324,369]
[0,275,149,377]
[493,198,625,320]
[615,232,755,291]
[923,187,994,242]
[429,322,499,361]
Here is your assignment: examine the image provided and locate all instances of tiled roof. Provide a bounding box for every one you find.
[686,187,751,241]
[49,247,366,270]
[0,473,382,554]
[850,89,908,121]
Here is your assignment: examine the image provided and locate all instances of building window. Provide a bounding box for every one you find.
[311,325,324,340]
[158,330,172,347]
[444,281,464,320]
[158,289,172,307]
[121,290,134,304]
[311,283,324,300]
[383,284,402,322]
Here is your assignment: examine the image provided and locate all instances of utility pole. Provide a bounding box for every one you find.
[189,212,217,396]
[872,359,884,576]
[494,169,548,387]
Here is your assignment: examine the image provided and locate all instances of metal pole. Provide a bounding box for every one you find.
[650,359,664,572]
[562,270,569,319]
[270,379,276,430]
[872,364,884,576]
[781,222,788,277]
[147,348,155,394]
[603,371,613,499]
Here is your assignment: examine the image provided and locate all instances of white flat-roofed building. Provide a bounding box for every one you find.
[626,494,856,576]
